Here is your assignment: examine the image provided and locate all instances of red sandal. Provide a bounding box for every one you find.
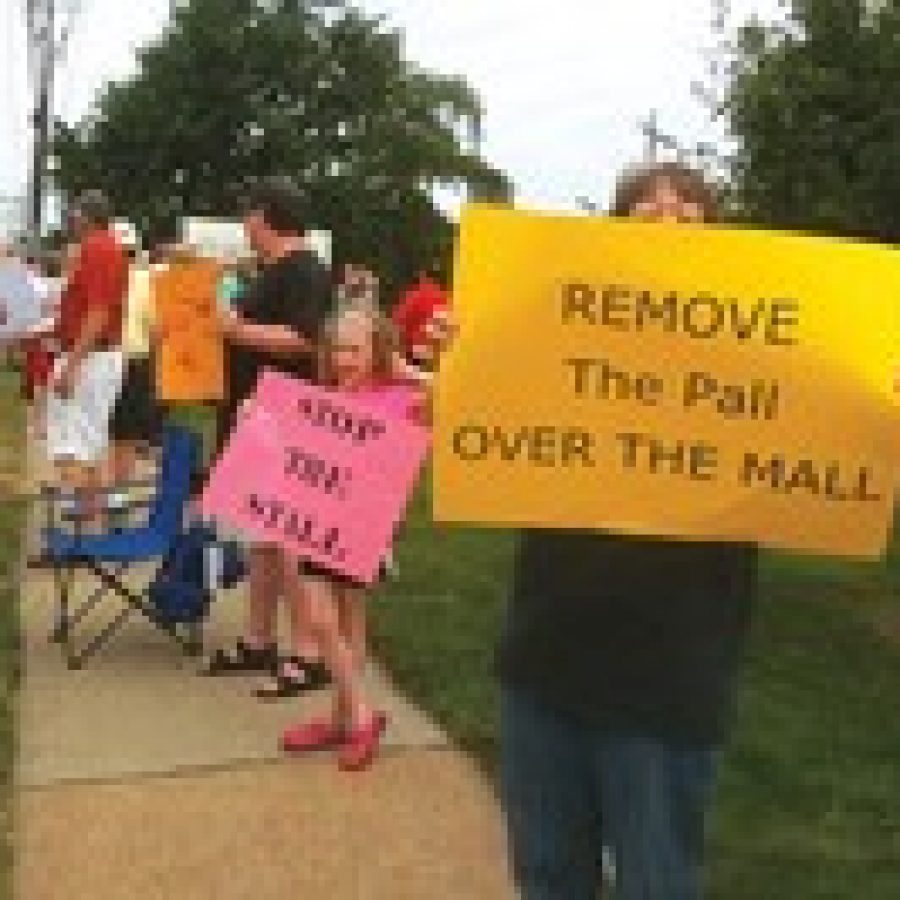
[338,711,389,771]
[281,718,345,754]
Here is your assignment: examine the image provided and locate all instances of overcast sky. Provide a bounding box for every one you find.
[1,0,784,222]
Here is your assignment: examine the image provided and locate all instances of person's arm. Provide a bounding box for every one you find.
[222,260,325,357]
[408,382,433,428]
[222,311,314,356]
[67,304,109,358]
[392,351,432,386]
[53,305,109,396]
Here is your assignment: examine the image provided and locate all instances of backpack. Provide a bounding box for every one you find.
[148,523,246,625]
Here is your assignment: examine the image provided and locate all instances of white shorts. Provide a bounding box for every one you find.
[45,350,125,464]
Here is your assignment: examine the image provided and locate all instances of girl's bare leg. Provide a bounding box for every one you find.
[281,560,323,663]
[338,585,367,673]
[305,576,372,729]
[246,544,280,648]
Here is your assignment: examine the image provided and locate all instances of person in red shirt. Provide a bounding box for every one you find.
[18,253,61,441]
[391,269,452,371]
[44,191,129,518]
[10,252,57,404]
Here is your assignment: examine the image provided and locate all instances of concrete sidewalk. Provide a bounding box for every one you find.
[15,455,515,898]
[19,754,513,899]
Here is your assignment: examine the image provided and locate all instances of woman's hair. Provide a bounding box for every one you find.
[317,307,399,387]
[611,161,720,221]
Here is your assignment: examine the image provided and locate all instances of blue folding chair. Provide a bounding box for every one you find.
[29,424,215,669]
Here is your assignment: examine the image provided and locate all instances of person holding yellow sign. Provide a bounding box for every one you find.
[496,163,755,900]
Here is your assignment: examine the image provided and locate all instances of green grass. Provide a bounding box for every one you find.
[369,475,900,898]
[0,366,25,900]
[370,479,514,763]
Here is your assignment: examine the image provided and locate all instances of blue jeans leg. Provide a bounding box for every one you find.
[500,684,602,900]
[591,733,719,900]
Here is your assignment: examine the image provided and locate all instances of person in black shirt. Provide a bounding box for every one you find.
[205,177,332,696]
[498,162,756,900]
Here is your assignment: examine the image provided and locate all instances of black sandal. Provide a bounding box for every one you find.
[202,639,278,676]
[254,657,332,700]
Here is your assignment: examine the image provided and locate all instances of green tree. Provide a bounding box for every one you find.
[54,0,509,293]
[723,0,900,240]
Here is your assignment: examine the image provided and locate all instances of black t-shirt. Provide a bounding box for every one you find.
[226,248,332,417]
[498,529,756,746]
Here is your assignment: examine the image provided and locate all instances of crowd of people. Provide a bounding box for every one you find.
[5,178,451,774]
[4,161,775,899]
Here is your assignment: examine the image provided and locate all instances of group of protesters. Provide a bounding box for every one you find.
[5,159,773,899]
[7,178,451,775]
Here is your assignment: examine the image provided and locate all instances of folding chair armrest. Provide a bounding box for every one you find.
[38,478,157,500]
[107,478,158,493]
[27,553,87,569]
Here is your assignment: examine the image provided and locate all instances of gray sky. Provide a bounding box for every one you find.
[1,0,784,221]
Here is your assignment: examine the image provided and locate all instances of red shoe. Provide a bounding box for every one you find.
[338,712,389,771]
[281,718,344,754]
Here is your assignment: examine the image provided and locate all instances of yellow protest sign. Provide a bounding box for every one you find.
[434,205,900,559]
[154,260,224,403]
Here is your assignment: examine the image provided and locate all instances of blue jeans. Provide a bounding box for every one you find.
[500,684,719,900]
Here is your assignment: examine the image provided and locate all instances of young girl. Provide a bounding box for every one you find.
[280,306,426,770]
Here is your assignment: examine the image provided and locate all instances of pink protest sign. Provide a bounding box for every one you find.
[200,370,430,585]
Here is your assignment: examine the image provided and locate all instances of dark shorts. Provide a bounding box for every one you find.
[299,559,386,591]
[108,356,164,446]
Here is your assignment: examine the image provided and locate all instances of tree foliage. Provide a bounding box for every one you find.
[54,0,509,292]
[724,0,900,240]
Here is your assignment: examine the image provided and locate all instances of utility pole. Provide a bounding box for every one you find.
[26,0,82,252]
[26,0,56,253]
